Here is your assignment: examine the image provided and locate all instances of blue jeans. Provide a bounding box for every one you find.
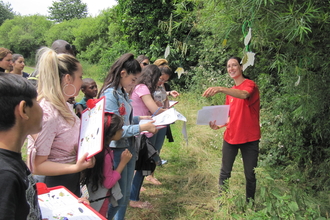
[219,140,259,201]
[107,145,136,220]
[152,126,167,164]
[129,134,159,201]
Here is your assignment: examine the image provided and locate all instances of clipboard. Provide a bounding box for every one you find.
[77,97,105,161]
[37,182,106,220]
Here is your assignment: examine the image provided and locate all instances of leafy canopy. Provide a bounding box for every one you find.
[48,0,88,22]
[0,1,14,25]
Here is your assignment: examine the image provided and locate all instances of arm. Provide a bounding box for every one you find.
[103,149,132,189]
[75,104,84,117]
[141,94,166,115]
[202,87,250,99]
[33,153,95,176]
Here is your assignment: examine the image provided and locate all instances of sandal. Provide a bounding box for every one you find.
[129,201,153,209]
[140,186,146,192]
[145,175,162,185]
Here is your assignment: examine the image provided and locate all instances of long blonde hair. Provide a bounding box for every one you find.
[36,47,80,124]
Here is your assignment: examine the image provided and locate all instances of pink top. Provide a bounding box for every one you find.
[131,84,151,117]
[130,84,154,137]
[27,99,80,167]
[99,150,121,217]
[103,150,121,188]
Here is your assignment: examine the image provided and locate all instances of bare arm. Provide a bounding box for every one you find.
[141,94,166,115]
[202,87,250,99]
[33,153,95,176]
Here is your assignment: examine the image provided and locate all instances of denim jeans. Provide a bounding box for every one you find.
[151,126,167,164]
[129,134,158,201]
[219,140,259,201]
[107,145,136,220]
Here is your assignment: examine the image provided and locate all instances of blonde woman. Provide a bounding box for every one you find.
[27,47,95,196]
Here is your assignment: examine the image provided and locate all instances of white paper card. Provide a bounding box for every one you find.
[196,105,230,125]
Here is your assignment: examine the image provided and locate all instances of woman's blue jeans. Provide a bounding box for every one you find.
[107,145,136,220]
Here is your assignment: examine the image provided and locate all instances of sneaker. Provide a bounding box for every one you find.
[161,160,168,165]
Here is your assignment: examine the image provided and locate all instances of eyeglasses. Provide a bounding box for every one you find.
[142,62,149,66]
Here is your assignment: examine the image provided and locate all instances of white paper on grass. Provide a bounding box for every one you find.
[196,105,230,125]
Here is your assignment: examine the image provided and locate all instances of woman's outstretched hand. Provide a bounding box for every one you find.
[202,87,221,98]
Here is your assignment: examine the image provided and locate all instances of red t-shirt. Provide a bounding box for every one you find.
[224,79,260,144]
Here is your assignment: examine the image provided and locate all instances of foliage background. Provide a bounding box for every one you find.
[2,0,330,218]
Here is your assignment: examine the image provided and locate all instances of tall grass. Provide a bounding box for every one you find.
[125,93,329,220]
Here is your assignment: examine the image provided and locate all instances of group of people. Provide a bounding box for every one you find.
[0,39,260,220]
[0,48,29,77]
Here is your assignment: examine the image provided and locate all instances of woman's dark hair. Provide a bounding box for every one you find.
[227,56,250,79]
[0,72,37,131]
[98,53,141,96]
[158,65,172,78]
[12,54,24,63]
[136,64,161,94]
[81,113,124,192]
[136,55,149,64]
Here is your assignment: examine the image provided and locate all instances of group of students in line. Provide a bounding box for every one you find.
[0,39,260,220]
[0,40,180,220]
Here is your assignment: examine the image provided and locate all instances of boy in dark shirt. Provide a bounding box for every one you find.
[0,72,43,219]
[75,78,98,117]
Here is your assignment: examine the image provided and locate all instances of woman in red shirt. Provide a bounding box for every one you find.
[202,57,260,202]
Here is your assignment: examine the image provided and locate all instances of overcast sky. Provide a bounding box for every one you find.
[9,0,118,17]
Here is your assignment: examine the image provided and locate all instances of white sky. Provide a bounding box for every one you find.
[9,0,118,17]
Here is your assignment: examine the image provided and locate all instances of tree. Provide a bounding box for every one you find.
[48,0,88,22]
[0,15,53,58]
[0,1,14,25]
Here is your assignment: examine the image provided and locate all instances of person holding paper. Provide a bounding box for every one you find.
[129,64,166,208]
[27,47,95,197]
[202,56,260,203]
[81,113,132,217]
[0,73,42,219]
[98,53,158,220]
